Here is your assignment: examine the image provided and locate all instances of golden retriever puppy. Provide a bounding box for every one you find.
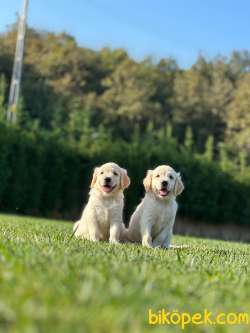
[124,165,184,248]
[73,162,130,243]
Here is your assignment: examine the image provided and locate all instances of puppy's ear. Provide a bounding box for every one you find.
[143,170,153,192]
[174,173,184,196]
[121,168,130,190]
[90,167,99,188]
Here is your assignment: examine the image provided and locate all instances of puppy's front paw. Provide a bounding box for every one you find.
[142,236,153,248]
[89,233,101,242]
[89,237,99,242]
[109,237,119,244]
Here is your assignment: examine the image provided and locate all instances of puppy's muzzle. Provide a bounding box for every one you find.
[105,177,111,183]
[102,177,116,193]
[159,180,170,197]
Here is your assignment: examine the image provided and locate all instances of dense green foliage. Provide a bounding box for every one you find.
[0,215,249,333]
[0,123,89,219]
[1,26,250,225]
[0,122,250,225]
[0,27,250,162]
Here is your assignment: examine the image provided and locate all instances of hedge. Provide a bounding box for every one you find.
[0,123,249,226]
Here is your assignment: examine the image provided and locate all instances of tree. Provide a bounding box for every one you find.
[184,126,194,151]
[0,75,6,121]
[225,73,250,160]
[99,59,162,137]
[203,135,214,162]
[173,56,233,148]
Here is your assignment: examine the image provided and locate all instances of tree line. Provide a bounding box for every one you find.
[0,26,249,164]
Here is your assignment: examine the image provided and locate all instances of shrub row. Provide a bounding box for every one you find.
[0,124,92,219]
[0,123,249,225]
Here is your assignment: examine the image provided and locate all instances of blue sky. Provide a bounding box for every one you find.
[1,0,250,67]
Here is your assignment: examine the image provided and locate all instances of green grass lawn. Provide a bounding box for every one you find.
[0,214,249,333]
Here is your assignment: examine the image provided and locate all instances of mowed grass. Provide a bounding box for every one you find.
[0,215,249,333]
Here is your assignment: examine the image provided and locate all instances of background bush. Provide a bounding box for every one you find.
[0,122,249,226]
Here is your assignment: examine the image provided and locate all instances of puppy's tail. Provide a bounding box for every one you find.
[72,221,80,237]
[73,221,79,232]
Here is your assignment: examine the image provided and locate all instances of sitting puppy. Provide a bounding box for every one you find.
[73,162,130,243]
[124,165,184,248]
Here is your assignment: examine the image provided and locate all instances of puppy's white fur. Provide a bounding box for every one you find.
[73,162,130,243]
[124,165,184,248]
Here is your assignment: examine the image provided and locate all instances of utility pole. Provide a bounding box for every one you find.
[7,0,29,123]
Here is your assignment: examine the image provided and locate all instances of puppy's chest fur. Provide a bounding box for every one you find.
[145,196,177,232]
[89,192,122,225]
[95,200,118,224]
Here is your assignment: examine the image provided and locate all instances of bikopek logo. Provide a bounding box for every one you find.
[148,309,249,330]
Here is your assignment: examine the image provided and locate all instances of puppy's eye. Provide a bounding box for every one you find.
[113,171,118,176]
[100,171,104,175]
[156,174,160,178]
[169,174,174,180]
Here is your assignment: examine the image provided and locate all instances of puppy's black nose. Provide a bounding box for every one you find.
[105,177,111,183]
[162,180,168,187]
